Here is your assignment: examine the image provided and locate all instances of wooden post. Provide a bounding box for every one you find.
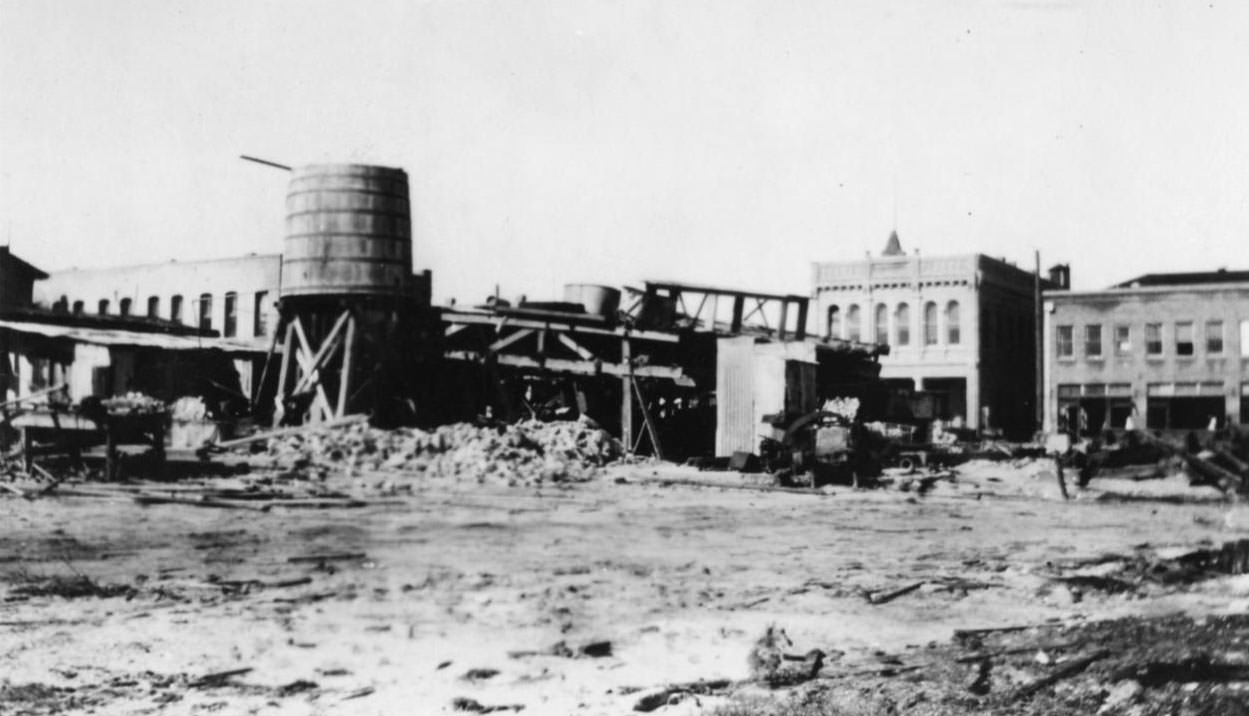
[621,337,633,454]
[796,299,809,340]
[336,313,356,418]
[274,321,296,425]
[731,296,745,334]
[779,300,789,341]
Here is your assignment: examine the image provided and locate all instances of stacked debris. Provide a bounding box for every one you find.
[100,392,167,416]
[260,418,622,487]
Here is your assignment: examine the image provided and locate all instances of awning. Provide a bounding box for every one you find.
[0,319,267,355]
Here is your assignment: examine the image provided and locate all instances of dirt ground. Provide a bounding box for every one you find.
[2,459,1249,715]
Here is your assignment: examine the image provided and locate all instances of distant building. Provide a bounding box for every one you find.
[0,246,49,310]
[34,255,283,351]
[812,232,1056,436]
[1043,269,1249,433]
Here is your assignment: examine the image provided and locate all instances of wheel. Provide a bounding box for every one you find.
[898,456,916,473]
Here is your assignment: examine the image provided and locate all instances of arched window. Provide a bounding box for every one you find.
[198,293,213,331]
[895,303,910,346]
[98,299,110,315]
[54,295,68,313]
[72,300,84,315]
[170,295,183,323]
[826,305,841,339]
[924,301,938,345]
[946,301,961,344]
[119,298,132,317]
[874,303,889,345]
[846,304,862,342]
[223,292,238,337]
[147,296,160,318]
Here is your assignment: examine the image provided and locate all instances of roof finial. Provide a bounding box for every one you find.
[883,230,904,256]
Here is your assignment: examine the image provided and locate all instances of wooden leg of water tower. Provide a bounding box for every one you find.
[273,321,297,426]
[620,337,633,455]
[290,316,335,424]
[336,313,356,419]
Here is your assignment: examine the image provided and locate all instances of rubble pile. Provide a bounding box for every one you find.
[263,418,622,486]
[100,392,167,416]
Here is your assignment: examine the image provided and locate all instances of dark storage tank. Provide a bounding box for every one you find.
[282,164,412,298]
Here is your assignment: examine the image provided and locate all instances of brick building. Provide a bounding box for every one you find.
[1043,270,1249,434]
[34,254,282,351]
[813,232,1055,436]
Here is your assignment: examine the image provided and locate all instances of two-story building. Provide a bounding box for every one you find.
[1043,270,1249,434]
[813,232,1057,437]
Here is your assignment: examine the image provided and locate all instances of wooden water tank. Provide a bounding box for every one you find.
[282,164,412,298]
[563,284,621,319]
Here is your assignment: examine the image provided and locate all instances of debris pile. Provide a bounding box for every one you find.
[261,418,622,486]
[100,392,167,416]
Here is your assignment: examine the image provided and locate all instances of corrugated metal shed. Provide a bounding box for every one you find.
[0,319,264,354]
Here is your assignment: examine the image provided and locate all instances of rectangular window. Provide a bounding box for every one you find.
[1146,323,1163,356]
[1176,321,1194,356]
[254,291,270,337]
[223,292,238,338]
[1056,325,1073,357]
[1084,324,1102,358]
[1114,325,1131,355]
[1206,320,1224,354]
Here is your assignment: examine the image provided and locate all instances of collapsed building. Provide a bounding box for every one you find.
[438,281,886,461]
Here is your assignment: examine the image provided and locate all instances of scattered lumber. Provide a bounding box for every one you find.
[287,552,367,564]
[1008,649,1110,702]
[866,581,924,605]
[190,667,253,688]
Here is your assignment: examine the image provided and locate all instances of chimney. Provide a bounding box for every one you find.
[1047,263,1070,290]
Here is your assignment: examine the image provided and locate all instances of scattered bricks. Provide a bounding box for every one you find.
[257,418,621,488]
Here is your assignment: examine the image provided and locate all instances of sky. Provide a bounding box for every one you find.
[2,0,1248,304]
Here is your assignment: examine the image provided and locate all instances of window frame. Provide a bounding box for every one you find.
[1175,321,1195,357]
[1206,319,1224,355]
[895,303,910,346]
[1145,322,1163,356]
[1084,323,1102,358]
[1056,324,1074,358]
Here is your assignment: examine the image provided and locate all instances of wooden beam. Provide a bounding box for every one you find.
[487,328,533,354]
[632,379,663,460]
[289,317,335,423]
[621,337,633,455]
[557,334,597,361]
[444,351,688,381]
[336,314,356,418]
[441,310,680,343]
[288,309,349,394]
[273,321,296,424]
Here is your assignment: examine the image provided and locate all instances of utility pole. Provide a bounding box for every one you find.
[1034,250,1044,434]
